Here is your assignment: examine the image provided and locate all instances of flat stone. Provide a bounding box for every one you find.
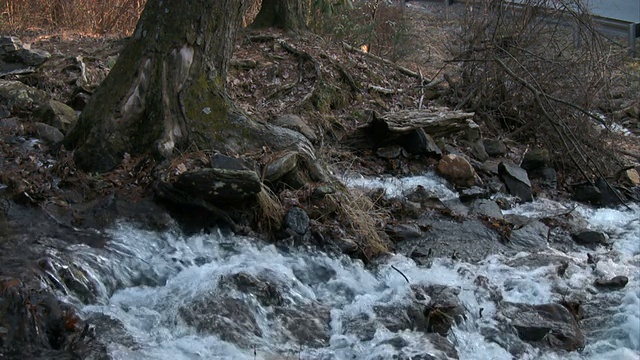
[470,199,503,219]
[499,161,532,202]
[509,220,549,249]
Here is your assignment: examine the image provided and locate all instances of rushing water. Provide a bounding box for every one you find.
[55,173,639,360]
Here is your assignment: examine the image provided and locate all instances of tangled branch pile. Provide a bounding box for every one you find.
[448,0,630,181]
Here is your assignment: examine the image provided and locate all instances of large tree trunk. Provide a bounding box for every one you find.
[66,0,308,172]
[250,0,306,32]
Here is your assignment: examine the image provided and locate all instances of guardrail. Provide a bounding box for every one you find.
[500,1,639,57]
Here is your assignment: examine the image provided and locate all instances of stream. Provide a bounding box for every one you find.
[43,172,639,360]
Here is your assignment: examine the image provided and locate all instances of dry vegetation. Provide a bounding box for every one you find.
[1,0,145,35]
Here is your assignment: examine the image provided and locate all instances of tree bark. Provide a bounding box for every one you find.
[66,0,309,173]
[250,0,306,32]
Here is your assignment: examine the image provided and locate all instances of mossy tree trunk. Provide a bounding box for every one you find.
[66,0,305,173]
[250,0,306,32]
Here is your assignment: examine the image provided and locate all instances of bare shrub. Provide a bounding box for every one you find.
[449,0,630,181]
[312,0,415,61]
[1,0,145,35]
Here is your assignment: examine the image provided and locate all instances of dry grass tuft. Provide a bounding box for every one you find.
[257,183,284,233]
[325,186,389,259]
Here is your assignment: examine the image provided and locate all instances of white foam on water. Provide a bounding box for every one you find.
[73,195,639,359]
[342,172,458,200]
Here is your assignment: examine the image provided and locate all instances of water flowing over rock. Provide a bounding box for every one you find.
[498,302,585,352]
[498,161,533,202]
[594,275,629,290]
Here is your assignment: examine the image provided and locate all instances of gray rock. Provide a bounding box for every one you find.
[0,80,48,112]
[174,161,261,205]
[470,199,503,219]
[521,148,550,171]
[509,220,549,249]
[483,139,507,156]
[400,128,441,157]
[498,161,532,202]
[385,223,423,242]
[499,302,584,352]
[272,114,317,143]
[284,206,309,235]
[35,100,77,134]
[572,230,608,248]
[469,140,489,162]
[594,275,628,290]
[333,237,358,253]
[376,145,403,159]
[264,151,298,182]
[0,117,21,134]
[35,122,64,143]
[273,304,331,348]
[0,36,50,76]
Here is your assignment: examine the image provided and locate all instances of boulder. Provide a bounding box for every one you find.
[35,122,64,144]
[273,304,331,348]
[508,220,549,249]
[174,155,261,205]
[411,284,466,336]
[521,148,550,172]
[572,230,608,248]
[272,114,317,143]
[483,139,507,157]
[35,100,78,134]
[0,80,48,113]
[436,154,476,188]
[400,128,441,157]
[594,275,629,290]
[0,36,50,76]
[178,296,262,347]
[498,161,532,202]
[499,302,584,352]
[572,178,622,206]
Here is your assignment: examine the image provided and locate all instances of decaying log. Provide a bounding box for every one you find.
[369,108,475,136]
[350,108,475,148]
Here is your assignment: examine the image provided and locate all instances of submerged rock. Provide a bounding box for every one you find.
[572,230,608,248]
[594,275,629,290]
[498,302,585,352]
